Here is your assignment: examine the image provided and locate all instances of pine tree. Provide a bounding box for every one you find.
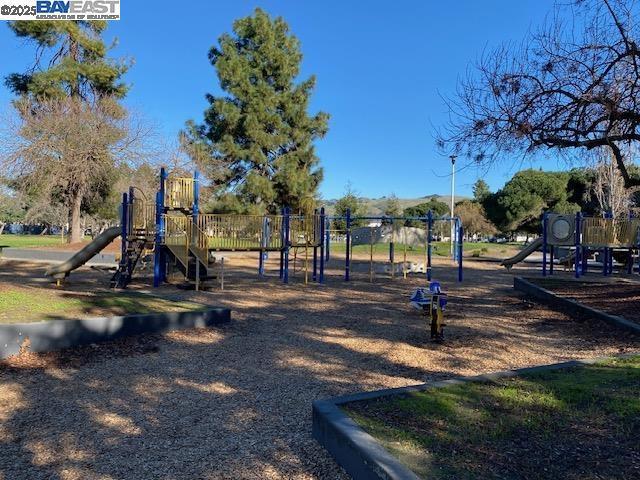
[5,21,128,100]
[4,21,129,243]
[185,9,329,214]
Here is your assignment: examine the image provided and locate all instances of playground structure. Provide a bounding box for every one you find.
[543,212,640,278]
[502,211,640,277]
[46,168,465,287]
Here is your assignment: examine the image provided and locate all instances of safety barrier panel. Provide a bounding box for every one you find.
[290,214,323,247]
[164,214,190,267]
[581,217,640,248]
[165,177,194,210]
[129,199,156,237]
[196,214,285,251]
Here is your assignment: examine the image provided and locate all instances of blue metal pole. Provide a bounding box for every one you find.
[452,217,459,262]
[284,207,290,284]
[575,212,581,279]
[159,168,167,282]
[279,208,285,279]
[458,225,464,282]
[628,213,634,275]
[121,192,128,273]
[427,210,433,281]
[259,216,266,277]
[319,207,326,283]
[325,228,330,262]
[345,208,351,282]
[542,212,548,277]
[153,191,161,288]
[193,170,200,219]
[313,210,318,281]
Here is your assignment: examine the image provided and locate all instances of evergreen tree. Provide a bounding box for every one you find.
[4,21,129,243]
[472,179,490,202]
[184,9,329,214]
[382,194,401,217]
[6,21,128,100]
[332,185,366,231]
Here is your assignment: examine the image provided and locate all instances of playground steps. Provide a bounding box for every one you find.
[111,239,151,288]
[165,243,218,282]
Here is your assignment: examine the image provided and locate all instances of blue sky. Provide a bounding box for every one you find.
[0,0,568,199]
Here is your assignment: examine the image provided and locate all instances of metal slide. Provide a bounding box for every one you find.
[500,237,543,270]
[45,226,121,279]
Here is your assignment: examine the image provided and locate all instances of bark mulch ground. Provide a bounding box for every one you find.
[0,259,638,479]
[530,277,640,324]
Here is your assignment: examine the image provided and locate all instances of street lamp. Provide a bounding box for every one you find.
[450,155,457,256]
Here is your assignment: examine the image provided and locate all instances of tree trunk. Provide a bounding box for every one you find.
[0,222,5,235]
[69,191,83,243]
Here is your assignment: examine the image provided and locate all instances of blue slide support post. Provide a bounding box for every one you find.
[319,207,326,283]
[120,192,128,270]
[159,167,167,282]
[427,210,433,282]
[345,209,351,282]
[153,190,162,287]
[126,188,135,277]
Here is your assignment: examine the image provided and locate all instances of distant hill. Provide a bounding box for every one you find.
[321,195,469,216]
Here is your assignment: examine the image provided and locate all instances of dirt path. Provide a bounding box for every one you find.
[0,260,638,479]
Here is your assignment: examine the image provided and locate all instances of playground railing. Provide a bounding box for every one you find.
[189,219,212,266]
[289,214,322,247]
[196,214,285,251]
[164,214,190,267]
[581,217,640,248]
[165,177,194,210]
[129,200,156,237]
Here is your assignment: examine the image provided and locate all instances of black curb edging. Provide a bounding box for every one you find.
[513,276,640,334]
[0,308,231,359]
[312,353,640,480]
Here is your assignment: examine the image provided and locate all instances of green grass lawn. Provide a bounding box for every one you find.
[0,286,207,324]
[344,356,640,479]
[0,234,69,249]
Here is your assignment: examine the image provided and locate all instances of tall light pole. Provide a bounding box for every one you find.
[450,155,457,256]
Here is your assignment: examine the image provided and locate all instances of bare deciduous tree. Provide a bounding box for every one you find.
[440,0,640,188]
[590,148,637,215]
[0,97,148,243]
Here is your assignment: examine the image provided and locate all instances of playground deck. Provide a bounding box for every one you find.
[0,258,637,479]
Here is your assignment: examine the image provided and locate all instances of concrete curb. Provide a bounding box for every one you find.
[514,276,640,334]
[1,248,117,266]
[312,353,639,480]
[0,308,231,359]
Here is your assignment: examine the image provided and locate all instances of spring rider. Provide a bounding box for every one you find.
[410,281,448,342]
